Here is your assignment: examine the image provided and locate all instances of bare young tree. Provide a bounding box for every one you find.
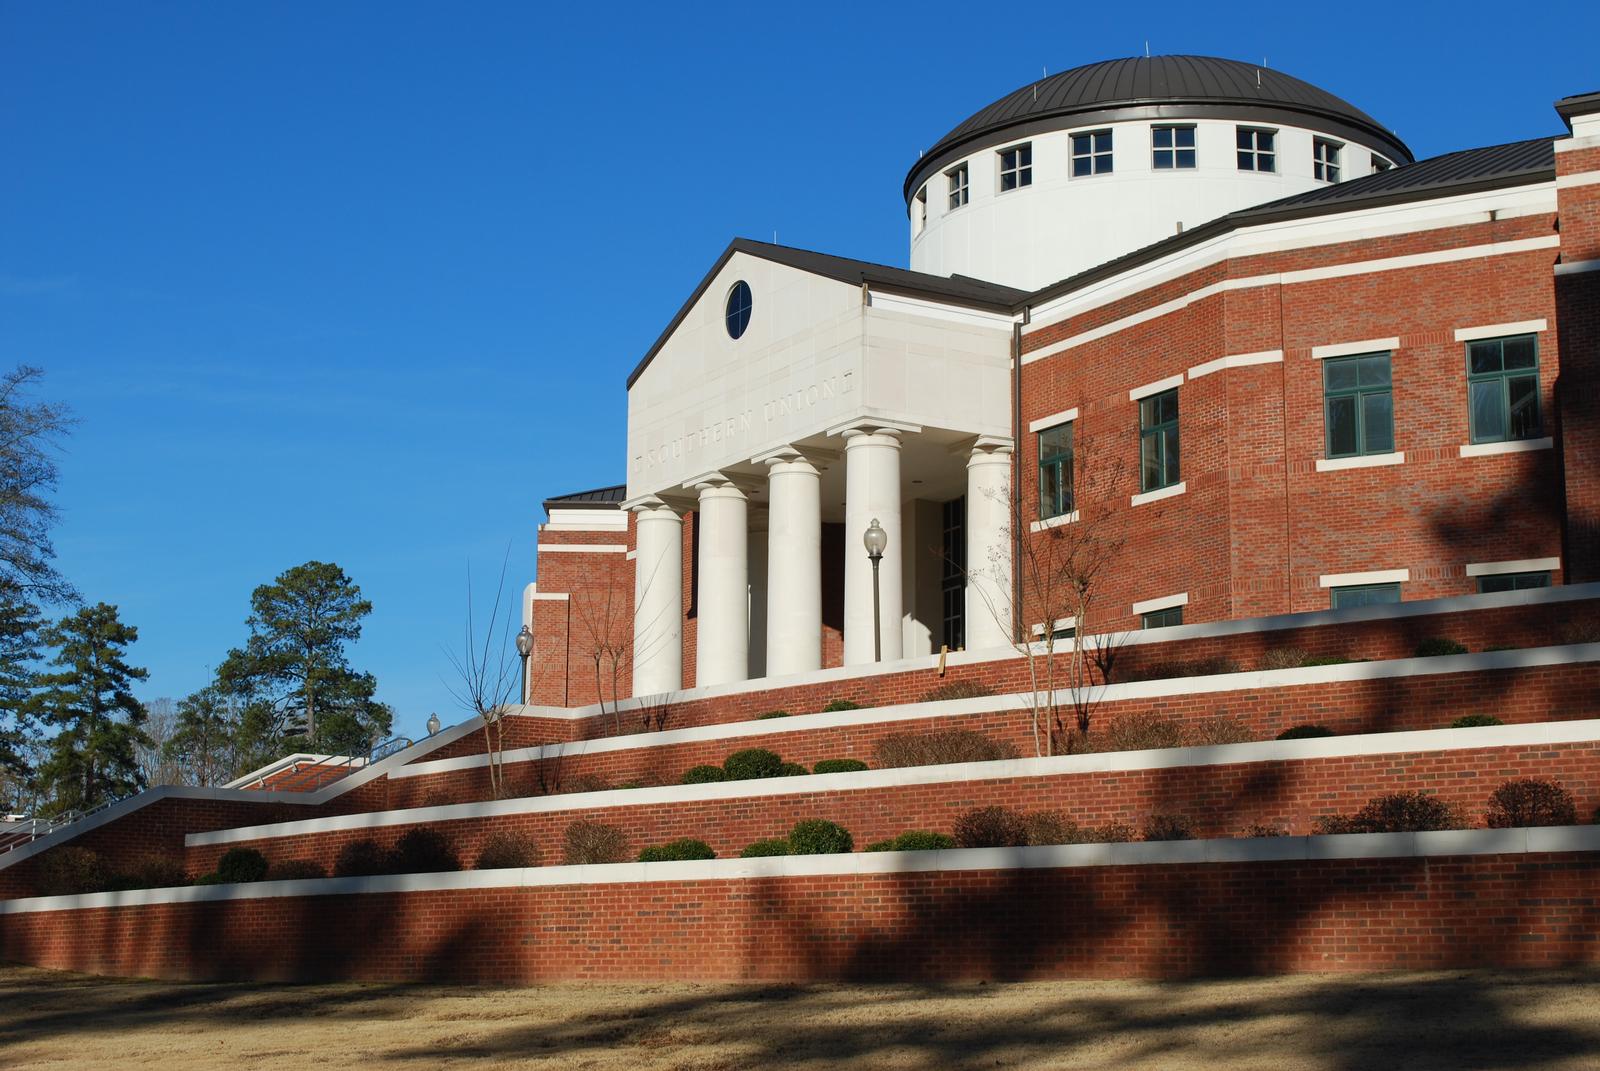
[444,549,521,800]
[965,419,1132,756]
[569,553,633,736]
[135,697,185,787]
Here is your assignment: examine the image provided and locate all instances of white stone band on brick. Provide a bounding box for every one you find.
[1465,557,1561,577]
[1311,337,1400,360]
[1453,318,1548,342]
[1319,568,1410,587]
[1131,591,1189,615]
[1459,437,1554,458]
[1316,452,1404,472]
[1129,373,1184,401]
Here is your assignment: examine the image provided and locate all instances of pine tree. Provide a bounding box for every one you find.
[218,561,392,760]
[29,603,150,814]
[164,683,243,787]
[0,583,43,777]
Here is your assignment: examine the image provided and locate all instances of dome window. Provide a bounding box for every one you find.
[1314,137,1343,183]
[946,163,970,210]
[725,281,752,340]
[1152,125,1196,170]
[1237,127,1276,172]
[912,186,928,237]
[999,143,1033,191]
[1071,130,1113,177]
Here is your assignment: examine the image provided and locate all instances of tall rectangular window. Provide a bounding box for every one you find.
[1152,125,1196,169]
[1313,137,1342,182]
[940,496,966,651]
[1323,352,1394,458]
[1038,421,1074,519]
[1071,129,1113,176]
[1139,388,1180,492]
[947,163,969,210]
[1330,583,1401,609]
[999,143,1032,191]
[1372,155,1393,173]
[1142,606,1183,629]
[1477,571,1550,593]
[1467,334,1540,443]
[1236,127,1275,172]
[912,186,927,237]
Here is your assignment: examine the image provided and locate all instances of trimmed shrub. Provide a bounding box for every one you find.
[215,847,269,884]
[393,828,460,873]
[812,758,869,775]
[865,831,955,852]
[1259,648,1310,671]
[638,838,716,862]
[1123,656,1243,682]
[874,729,1018,769]
[564,820,629,865]
[105,854,188,891]
[1095,712,1183,752]
[681,764,728,785]
[1023,810,1080,846]
[755,710,790,720]
[475,831,538,870]
[921,679,995,702]
[562,773,612,795]
[821,699,862,712]
[265,859,327,881]
[1185,716,1253,747]
[1561,620,1600,646]
[1450,714,1503,729]
[1312,814,1361,835]
[193,873,226,886]
[1319,791,1463,834]
[1485,779,1577,828]
[1244,824,1288,837]
[1142,814,1193,841]
[1415,637,1468,657]
[333,839,391,878]
[787,819,854,855]
[778,762,810,777]
[1276,724,1336,740]
[953,806,1029,848]
[1302,655,1352,667]
[740,837,791,858]
[722,748,785,780]
[1079,822,1137,843]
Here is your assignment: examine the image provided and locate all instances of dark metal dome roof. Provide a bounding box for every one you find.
[905,55,1412,201]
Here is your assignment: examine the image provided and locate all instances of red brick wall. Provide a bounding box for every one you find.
[186,738,1600,876]
[1017,212,1565,635]
[529,518,634,707]
[1556,141,1600,581]
[5,852,1598,982]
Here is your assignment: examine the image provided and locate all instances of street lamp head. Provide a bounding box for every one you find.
[863,517,888,559]
[514,624,534,659]
[425,712,441,736]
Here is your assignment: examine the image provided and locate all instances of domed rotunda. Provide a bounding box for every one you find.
[904,55,1414,290]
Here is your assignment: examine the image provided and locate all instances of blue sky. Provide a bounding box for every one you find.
[2,1,1595,741]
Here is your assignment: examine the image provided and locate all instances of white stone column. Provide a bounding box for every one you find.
[693,474,749,687]
[842,428,904,665]
[965,437,1015,651]
[762,449,823,676]
[631,501,683,697]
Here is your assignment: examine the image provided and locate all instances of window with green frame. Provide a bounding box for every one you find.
[1138,388,1180,492]
[1323,352,1394,458]
[1476,571,1550,593]
[1467,334,1540,443]
[1038,422,1074,518]
[1141,606,1183,629]
[1330,582,1400,609]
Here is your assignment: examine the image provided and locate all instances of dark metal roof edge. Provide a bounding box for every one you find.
[625,239,1023,390]
[1021,161,1556,311]
[542,484,627,512]
[905,96,1414,203]
[1555,90,1600,131]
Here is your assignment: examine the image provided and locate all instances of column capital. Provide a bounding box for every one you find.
[961,435,1016,462]
[752,443,839,469]
[682,470,762,496]
[622,493,690,516]
[825,417,923,440]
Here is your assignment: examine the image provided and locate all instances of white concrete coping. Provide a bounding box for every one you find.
[1186,350,1283,380]
[1129,373,1184,401]
[391,641,1600,784]
[536,543,628,554]
[1454,319,1547,342]
[190,706,1600,849]
[1460,437,1554,458]
[1028,407,1077,432]
[1311,337,1399,359]
[13,825,1600,916]
[223,754,341,790]
[1319,568,1410,587]
[1130,481,1186,507]
[1131,592,1188,615]
[1315,452,1404,472]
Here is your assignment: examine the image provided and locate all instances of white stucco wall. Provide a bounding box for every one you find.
[910,118,1401,292]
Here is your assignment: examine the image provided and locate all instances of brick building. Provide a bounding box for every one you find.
[527,56,1600,709]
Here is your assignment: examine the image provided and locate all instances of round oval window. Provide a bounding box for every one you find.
[725,280,752,340]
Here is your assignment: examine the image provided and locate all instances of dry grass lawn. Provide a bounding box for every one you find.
[2,964,1599,1069]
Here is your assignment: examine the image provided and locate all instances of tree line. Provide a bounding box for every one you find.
[0,367,391,817]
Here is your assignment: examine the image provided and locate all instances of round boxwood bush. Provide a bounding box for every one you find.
[393,828,460,873]
[1349,791,1462,833]
[755,710,790,720]
[216,847,269,884]
[722,748,785,780]
[475,831,538,870]
[953,806,1029,848]
[36,846,106,896]
[104,854,189,891]
[1276,724,1336,740]
[740,837,791,858]
[1141,814,1193,842]
[812,758,868,775]
[638,838,716,862]
[681,764,728,785]
[1450,714,1503,729]
[778,762,810,777]
[821,699,861,712]
[266,859,328,881]
[1415,637,1469,657]
[1485,779,1577,828]
[333,839,391,878]
[866,830,956,852]
[787,819,854,855]
[563,819,629,865]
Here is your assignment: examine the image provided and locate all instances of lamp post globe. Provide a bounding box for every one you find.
[514,625,534,704]
[426,712,441,737]
[863,518,888,559]
[863,518,887,662]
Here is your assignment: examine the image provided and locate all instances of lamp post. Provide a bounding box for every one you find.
[863,517,887,663]
[514,625,534,703]
[425,712,441,737]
